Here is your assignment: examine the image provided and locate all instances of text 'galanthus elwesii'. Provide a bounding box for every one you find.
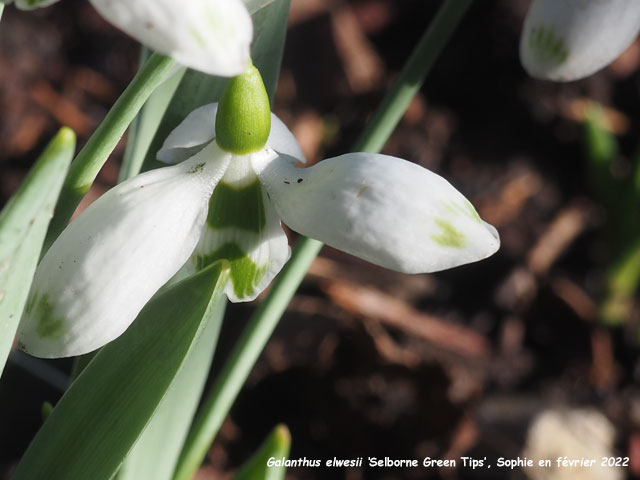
[520,0,640,81]
[18,65,500,358]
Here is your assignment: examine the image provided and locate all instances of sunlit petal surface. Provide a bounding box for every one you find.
[18,144,231,358]
[254,152,499,273]
[90,0,253,76]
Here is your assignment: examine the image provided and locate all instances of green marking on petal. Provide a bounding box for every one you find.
[431,218,466,249]
[190,28,207,47]
[463,201,482,223]
[195,242,266,299]
[443,200,482,224]
[25,292,65,339]
[528,25,569,64]
[207,180,266,232]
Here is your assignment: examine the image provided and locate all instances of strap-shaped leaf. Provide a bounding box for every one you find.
[0,127,75,377]
[232,424,291,480]
[115,301,226,480]
[11,261,229,480]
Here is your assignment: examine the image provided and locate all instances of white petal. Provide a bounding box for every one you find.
[157,104,219,164]
[158,103,305,164]
[253,153,499,274]
[89,0,253,77]
[520,0,640,81]
[268,115,306,163]
[183,148,290,302]
[17,144,232,358]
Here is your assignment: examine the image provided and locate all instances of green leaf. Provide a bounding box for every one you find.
[11,261,229,480]
[232,424,291,480]
[583,102,619,209]
[244,0,275,14]
[600,239,640,326]
[115,300,226,480]
[584,102,618,169]
[0,127,75,377]
[139,0,288,174]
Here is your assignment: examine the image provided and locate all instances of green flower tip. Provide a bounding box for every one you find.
[215,63,271,155]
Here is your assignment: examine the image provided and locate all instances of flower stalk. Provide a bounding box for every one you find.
[172,1,474,478]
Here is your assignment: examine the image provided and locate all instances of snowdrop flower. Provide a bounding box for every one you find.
[7,0,252,77]
[18,65,500,358]
[520,0,640,81]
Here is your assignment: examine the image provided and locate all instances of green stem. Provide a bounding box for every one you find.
[172,1,472,479]
[0,5,4,21]
[43,53,175,251]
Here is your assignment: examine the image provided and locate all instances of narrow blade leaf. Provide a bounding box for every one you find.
[0,127,75,377]
[232,424,291,480]
[115,300,226,480]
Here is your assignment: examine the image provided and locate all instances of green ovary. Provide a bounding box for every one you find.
[431,219,466,249]
[215,64,271,154]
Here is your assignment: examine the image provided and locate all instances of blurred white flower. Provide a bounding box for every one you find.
[520,0,640,81]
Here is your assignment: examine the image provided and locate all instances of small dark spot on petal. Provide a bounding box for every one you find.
[284,181,290,184]
[297,178,303,183]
